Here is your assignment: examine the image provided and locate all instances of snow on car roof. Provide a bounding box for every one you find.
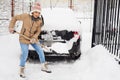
[41,8,81,31]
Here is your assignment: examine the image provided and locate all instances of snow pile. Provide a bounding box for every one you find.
[73,45,120,80]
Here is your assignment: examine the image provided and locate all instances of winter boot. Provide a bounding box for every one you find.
[19,67,26,78]
[41,62,52,73]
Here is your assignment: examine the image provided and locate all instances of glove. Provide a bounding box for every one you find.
[30,38,36,44]
[9,28,15,34]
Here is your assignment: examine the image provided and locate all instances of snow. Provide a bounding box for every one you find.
[0,34,20,80]
[50,42,69,53]
[41,8,81,32]
[0,33,120,80]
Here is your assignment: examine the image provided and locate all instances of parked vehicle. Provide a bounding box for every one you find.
[28,8,82,61]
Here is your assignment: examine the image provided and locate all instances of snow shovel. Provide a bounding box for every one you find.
[14,30,57,54]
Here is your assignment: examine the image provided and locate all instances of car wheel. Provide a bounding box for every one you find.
[69,49,81,59]
[69,39,81,59]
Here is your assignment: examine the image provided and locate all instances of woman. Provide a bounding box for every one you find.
[9,2,51,78]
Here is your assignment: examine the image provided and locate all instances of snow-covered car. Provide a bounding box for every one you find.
[28,8,82,61]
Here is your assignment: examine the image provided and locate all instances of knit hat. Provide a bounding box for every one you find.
[30,2,41,14]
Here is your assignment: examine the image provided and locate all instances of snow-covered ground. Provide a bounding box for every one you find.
[0,33,120,80]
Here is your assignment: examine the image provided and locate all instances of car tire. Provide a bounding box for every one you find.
[69,49,81,59]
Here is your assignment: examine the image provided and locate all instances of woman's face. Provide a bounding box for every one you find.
[32,11,40,18]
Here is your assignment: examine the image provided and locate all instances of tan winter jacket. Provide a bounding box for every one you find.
[9,13,43,44]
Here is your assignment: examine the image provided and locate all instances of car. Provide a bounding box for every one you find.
[28,8,82,61]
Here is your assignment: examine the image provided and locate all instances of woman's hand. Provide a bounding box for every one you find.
[9,28,15,34]
[30,38,37,44]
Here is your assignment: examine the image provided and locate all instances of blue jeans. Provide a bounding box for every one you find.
[20,43,46,67]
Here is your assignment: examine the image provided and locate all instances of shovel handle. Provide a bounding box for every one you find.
[14,31,47,48]
[14,31,55,52]
[14,31,31,40]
